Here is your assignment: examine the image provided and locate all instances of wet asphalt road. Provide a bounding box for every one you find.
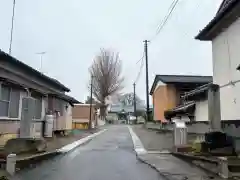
[13,125,162,180]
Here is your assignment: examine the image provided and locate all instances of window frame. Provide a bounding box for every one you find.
[31,92,43,121]
[0,83,21,120]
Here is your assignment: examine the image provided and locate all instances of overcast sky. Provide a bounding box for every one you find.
[0,0,222,103]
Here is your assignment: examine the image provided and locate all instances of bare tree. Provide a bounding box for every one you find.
[119,93,143,106]
[89,49,124,119]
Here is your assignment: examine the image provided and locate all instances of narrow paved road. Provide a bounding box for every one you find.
[14,125,162,180]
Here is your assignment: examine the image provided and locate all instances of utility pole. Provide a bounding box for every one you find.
[36,52,46,73]
[89,75,93,129]
[133,83,137,123]
[144,40,150,123]
[9,0,16,55]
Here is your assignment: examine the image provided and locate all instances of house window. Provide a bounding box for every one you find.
[31,93,42,120]
[0,85,20,118]
[55,98,64,116]
[34,98,42,120]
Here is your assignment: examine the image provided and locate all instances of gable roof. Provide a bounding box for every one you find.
[0,50,70,92]
[217,0,233,14]
[196,0,240,41]
[150,75,212,95]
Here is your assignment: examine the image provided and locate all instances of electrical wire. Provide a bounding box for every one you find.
[155,0,177,33]
[150,0,180,42]
[134,56,144,83]
[136,52,145,64]
[133,0,180,84]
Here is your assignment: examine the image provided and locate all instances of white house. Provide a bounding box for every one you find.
[195,0,240,137]
[162,0,240,140]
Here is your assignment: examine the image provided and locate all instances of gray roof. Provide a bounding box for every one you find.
[196,0,239,40]
[150,75,212,95]
[217,0,235,14]
[50,93,81,105]
[0,50,70,92]
[156,75,212,84]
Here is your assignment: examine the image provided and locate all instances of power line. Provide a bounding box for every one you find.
[155,0,177,34]
[134,57,144,83]
[133,0,180,84]
[151,0,180,42]
[136,52,144,64]
[155,0,180,36]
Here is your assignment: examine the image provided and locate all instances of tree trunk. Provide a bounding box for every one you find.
[100,106,106,120]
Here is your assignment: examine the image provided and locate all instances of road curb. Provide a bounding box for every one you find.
[127,126,147,155]
[128,126,174,180]
[57,129,107,153]
[7,129,107,173]
[137,155,171,180]
[172,152,219,176]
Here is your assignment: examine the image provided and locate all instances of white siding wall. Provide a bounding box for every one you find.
[65,104,72,130]
[195,100,209,122]
[212,17,240,120]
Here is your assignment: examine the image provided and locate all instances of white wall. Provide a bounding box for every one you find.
[54,101,73,131]
[154,81,166,93]
[212,17,240,120]
[195,99,209,122]
[65,104,72,130]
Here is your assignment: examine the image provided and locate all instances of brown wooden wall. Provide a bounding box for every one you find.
[152,85,177,122]
[72,105,96,121]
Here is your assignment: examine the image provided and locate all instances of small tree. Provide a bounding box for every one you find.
[85,96,97,104]
[89,49,124,119]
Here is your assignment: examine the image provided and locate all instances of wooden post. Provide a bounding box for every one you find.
[208,84,221,131]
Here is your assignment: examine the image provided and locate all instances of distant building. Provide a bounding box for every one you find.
[72,104,97,129]
[107,100,146,123]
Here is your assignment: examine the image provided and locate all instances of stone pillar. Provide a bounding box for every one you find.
[6,154,16,176]
[208,84,221,131]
